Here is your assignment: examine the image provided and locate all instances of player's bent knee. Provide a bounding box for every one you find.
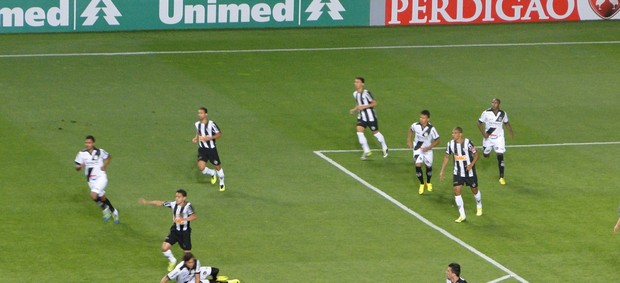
[161,243,171,252]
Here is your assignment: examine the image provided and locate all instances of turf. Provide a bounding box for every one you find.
[0,21,619,282]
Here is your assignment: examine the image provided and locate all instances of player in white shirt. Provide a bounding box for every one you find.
[349,77,389,160]
[407,110,440,195]
[74,135,119,223]
[161,253,240,283]
[477,98,514,185]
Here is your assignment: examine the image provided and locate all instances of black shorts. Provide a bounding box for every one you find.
[453,175,478,188]
[356,119,379,131]
[165,229,192,250]
[197,147,222,166]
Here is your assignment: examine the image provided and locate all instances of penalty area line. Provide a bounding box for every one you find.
[317,141,620,153]
[488,275,514,283]
[313,150,529,283]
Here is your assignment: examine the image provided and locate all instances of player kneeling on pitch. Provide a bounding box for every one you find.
[161,252,240,283]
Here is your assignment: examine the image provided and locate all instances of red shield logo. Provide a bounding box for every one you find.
[589,0,620,19]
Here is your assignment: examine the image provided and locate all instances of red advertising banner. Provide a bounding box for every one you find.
[385,0,619,25]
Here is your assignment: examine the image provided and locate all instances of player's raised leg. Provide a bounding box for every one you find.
[199,160,217,184]
[161,242,177,271]
[373,131,389,158]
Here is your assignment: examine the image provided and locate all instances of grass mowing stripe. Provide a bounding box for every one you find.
[313,151,529,283]
[316,141,620,153]
[1,40,620,58]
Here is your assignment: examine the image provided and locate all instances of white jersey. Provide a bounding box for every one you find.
[74,148,109,182]
[478,109,509,137]
[410,122,439,150]
[166,260,201,283]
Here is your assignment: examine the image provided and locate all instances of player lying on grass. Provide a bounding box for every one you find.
[161,252,240,283]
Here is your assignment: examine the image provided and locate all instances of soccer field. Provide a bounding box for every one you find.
[1,21,619,282]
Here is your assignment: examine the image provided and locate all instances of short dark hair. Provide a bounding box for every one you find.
[355,76,365,83]
[182,252,195,262]
[448,263,461,277]
[453,126,463,133]
[176,189,187,197]
[85,135,95,142]
[421,110,430,118]
[199,107,208,113]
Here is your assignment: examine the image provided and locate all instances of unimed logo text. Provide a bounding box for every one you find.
[159,0,295,24]
[0,0,69,28]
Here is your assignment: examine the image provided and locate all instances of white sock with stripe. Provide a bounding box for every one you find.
[202,167,215,176]
[162,250,176,263]
[455,195,465,218]
[373,132,388,150]
[357,132,370,153]
[217,168,225,186]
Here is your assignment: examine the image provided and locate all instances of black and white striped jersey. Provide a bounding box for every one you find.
[353,89,377,122]
[446,138,477,177]
[195,120,221,149]
[163,201,195,232]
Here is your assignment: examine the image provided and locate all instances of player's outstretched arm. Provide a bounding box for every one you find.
[614,217,620,233]
[139,198,163,207]
[160,275,170,283]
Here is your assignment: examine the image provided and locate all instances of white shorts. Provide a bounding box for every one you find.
[482,134,506,155]
[198,266,214,282]
[413,149,433,167]
[87,175,108,197]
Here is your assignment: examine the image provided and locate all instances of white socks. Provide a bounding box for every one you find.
[162,250,176,263]
[474,191,482,208]
[455,195,465,218]
[201,167,215,176]
[217,168,225,186]
[356,132,370,153]
[373,132,388,150]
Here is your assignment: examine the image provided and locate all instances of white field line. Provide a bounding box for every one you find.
[317,141,620,153]
[314,141,617,282]
[1,41,620,58]
[313,150,529,283]
[488,275,514,283]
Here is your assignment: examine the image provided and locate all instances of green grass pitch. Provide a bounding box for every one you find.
[0,21,619,282]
